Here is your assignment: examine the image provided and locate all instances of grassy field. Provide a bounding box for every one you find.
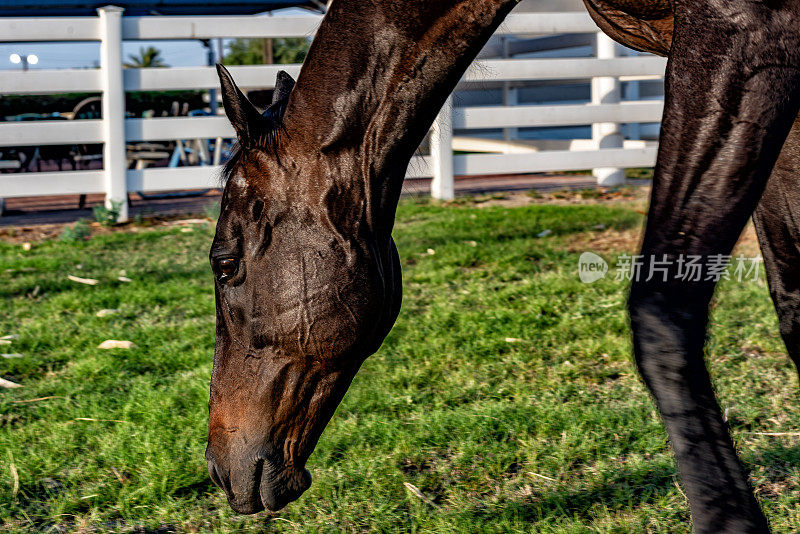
[2,194,800,533]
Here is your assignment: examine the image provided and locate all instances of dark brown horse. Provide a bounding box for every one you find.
[205,0,800,531]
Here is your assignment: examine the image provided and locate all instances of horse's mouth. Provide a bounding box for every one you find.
[258,464,312,512]
[210,457,312,514]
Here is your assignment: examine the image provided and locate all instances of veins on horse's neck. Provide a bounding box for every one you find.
[284,0,518,234]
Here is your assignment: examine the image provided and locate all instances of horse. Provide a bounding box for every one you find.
[204,0,800,531]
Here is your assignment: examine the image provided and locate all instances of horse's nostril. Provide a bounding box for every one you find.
[207,459,227,495]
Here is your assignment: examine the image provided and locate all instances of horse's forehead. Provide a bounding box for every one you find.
[229,171,248,192]
[225,157,273,201]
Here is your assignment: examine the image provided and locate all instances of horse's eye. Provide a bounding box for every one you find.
[215,257,239,281]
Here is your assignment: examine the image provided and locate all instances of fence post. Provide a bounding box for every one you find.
[623,49,642,141]
[98,5,128,222]
[502,37,518,150]
[591,32,625,186]
[430,95,454,200]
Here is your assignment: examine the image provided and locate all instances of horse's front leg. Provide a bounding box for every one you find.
[628,2,800,532]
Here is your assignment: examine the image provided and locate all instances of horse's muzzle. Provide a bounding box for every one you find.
[206,450,312,513]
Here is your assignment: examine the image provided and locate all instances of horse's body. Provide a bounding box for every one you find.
[205,0,800,531]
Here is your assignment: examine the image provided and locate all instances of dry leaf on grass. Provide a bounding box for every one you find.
[67,274,98,286]
[111,466,129,484]
[97,340,136,349]
[0,377,22,388]
[167,218,208,226]
[73,417,129,423]
[743,432,800,437]
[12,396,64,404]
[403,482,441,509]
[96,309,119,317]
[118,276,132,283]
[527,471,557,482]
[1,354,23,359]
[9,461,19,498]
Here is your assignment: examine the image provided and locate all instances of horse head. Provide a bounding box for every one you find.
[204,65,402,513]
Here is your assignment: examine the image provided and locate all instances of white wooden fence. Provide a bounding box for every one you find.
[0,7,667,220]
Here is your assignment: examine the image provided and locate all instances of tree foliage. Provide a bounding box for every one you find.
[223,38,310,65]
[124,46,168,68]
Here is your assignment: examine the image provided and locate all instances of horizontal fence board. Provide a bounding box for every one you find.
[0,170,105,197]
[0,101,664,147]
[0,59,664,97]
[127,166,222,192]
[119,12,596,40]
[0,13,598,43]
[122,15,321,40]
[0,17,98,41]
[125,116,234,141]
[0,149,657,197]
[406,156,432,179]
[117,58,663,93]
[454,147,658,175]
[453,101,664,129]
[0,69,101,95]
[0,119,103,146]
[0,13,598,42]
[126,156,434,191]
[496,12,597,34]
[123,64,303,92]
[619,75,664,82]
[467,57,667,82]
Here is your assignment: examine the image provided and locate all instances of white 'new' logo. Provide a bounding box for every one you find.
[578,252,608,283]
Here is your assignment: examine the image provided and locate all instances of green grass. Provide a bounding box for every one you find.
[2,199,799,532]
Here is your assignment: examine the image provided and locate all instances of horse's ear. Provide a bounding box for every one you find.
[271,70,295,106]
[216,63,267,146]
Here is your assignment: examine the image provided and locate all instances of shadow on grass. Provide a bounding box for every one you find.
[458,442,800,526]
[744,442,800,500]
[747,442,800,467]
[501,462,682,524]
[172,477,217,499]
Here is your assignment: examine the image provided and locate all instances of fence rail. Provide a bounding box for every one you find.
[0,8,667,220]
[0,57,670,95]
[0,13,600,42]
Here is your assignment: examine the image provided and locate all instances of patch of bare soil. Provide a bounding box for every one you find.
[567,228,642,254]
[566,219,761,257]
[733,223,760,257]
[0,215,212,245]
[453,186,650,209]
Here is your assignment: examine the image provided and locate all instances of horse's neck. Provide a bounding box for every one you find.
[284,0,518,232]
